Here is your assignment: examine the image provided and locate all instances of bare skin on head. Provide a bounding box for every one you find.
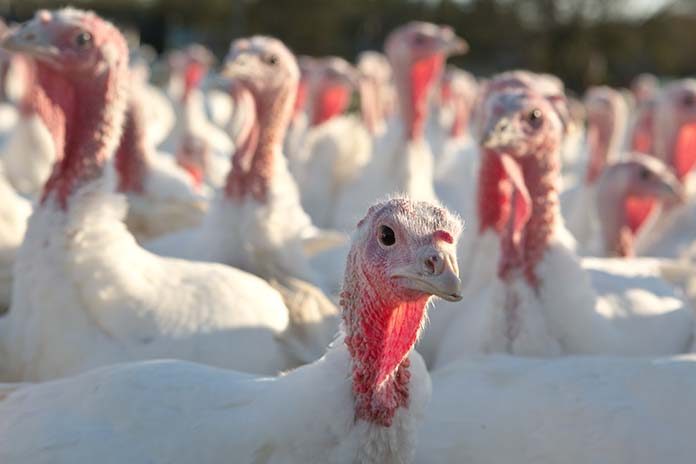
[596,154,683,257]
[222,35,299,201]
[384,21,467,141]
[2,8,129,209]
[477,88,566,289]
[341,197,462,425]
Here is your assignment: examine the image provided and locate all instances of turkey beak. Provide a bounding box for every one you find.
[658,174,686,204]
[1,14,60,65]
[482,116,518,150]
[439,27,468,56]
[390,245,462,302]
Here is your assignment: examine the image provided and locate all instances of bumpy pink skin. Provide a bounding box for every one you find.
[4,9,129,210]
[596,155,683,257]
[341,198,461,426]
[478,89,564,290]
[223,36,298,202]
[385,22,467,142]
[115,95,149,194]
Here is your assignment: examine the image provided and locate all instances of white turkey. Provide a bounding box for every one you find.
[0,9,308,381]
[334,21,467,231]
[114,85,208,242]
[635,79,696,258]
[296,56,372,228]
[0,196,463,464]
[148,36,346,362]
[561,86,628,251]
[426,85,694,367]
[433,67,479,219]
[161,45,232,188]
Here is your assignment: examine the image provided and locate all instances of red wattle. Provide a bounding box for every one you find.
[312,84,350,126]
[408,54,444,140]
[478,150,508,234]
[183,62,206,99]
[178,162,204,188]
[673,122,696,180]
[294,80,308,117]
[624,196,656,234]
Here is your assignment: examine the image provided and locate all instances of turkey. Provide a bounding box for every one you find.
[0,196,463,464]
[595,154,683,257]
[626,74,659,155]
[284,54,315,174]
[296,56,372,228]
[128,46,175,149]
[334,21,467,231]
[0,8,306,381]
[433,67,479,219]
[634,79,696,258]
[114,84,208,243]
[561,86,628,251]
[148,36,346,362]
[417,353,696,464]
[161,45,232,188]
[428,86,694,367]
[356,51,392,138]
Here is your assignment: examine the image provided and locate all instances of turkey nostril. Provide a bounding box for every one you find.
[424,254,442,275]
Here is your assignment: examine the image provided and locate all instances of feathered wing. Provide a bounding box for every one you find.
[2,184,291,379]
[539,247,695,355]
[0,171,31,311]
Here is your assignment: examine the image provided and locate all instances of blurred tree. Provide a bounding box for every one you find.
[1,0,694,92]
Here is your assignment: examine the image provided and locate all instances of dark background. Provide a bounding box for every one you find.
[1,0,695,92]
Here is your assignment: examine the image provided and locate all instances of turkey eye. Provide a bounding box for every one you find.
[413,33,427,45]
[378,225,396,246]
[639,167,651,180]
[682,93,695,107]
[265,54,278,65]
[74,31,92,48]
[526,108,543,128]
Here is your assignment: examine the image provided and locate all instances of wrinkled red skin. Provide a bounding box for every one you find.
[114,100,148,194]
[311,83,351,127]
[23,13,129,210]
[342,199,457,426]
[407,54,444,141]
[478,145,558,290]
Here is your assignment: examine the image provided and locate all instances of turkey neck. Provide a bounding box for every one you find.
[585,111,615,184]
[359,77,381,135]
[478,146,559,290]
[38,59,127,209]
[393,54,444,142]
[341,249,428,427]
[224,81,295,201]
[114,97,149,194]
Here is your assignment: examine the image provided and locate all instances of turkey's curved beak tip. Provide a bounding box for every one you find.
[390,253,462,302]
[450,37,469,55]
